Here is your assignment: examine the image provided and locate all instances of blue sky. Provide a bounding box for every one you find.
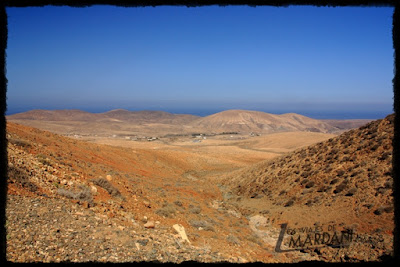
[5,5,394,119]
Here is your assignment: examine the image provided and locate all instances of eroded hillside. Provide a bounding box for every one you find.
[6,122,320,263]
[220,114,394,261]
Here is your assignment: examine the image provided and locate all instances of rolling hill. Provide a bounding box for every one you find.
[7,109,372,137]
[189,110,342,134]
[7,109,200,124]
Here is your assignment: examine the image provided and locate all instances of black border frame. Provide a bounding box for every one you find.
[1,0,398,264]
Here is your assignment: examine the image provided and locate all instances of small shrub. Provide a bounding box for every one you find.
[250,192,262,199]
[37,154,52,166]
[374,207,385,215]
[174,200,183,207]
[383,206,394,213]
[330,148,339,154]
[155,203,176,218]
[333,181,347,194]
[379,152,392,161]
[226,235,240,245]
[364,203,374,209]
[300,179,310,186]
[8,165,38,192]
[316,186,325,192]
[189,220,215,232]
[246,233,262,245]
[384,180,393,189]
[313,196,321,204]
[284,199,294,207]
[336,170,345,177]
[345,187,357,196]
[350,171,359,177]
[376,187,388,195]
[9,138,31,148]
[330,178,339,185]
[384,169,392,177]
[305,181,315,188]
[90,177,121,197]
[301,171,310,178]
[57,185,93,204]
[301,188,313,194]
[371,145,379,151]
[188,205,202,214]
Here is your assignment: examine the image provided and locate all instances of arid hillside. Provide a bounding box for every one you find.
[189,110,340,134]
[220,114,394,261]
[321,118,373,132]
[6,109,370,137]
[7,121,329,263]
[7,109,199,123]
[5,113,393,263]
[7,109,200,136]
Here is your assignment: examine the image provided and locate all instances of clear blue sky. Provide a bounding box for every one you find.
[5,5,394,119]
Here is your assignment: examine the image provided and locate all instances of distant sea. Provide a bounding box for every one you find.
[5,107,392,120]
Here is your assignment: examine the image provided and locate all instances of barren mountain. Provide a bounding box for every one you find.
[189,110,338,134]
[7,109,201,136]
[7,109,99,121]
[8,109,200,124]
[220,114,394,261]
[102,109,199,124]
[7,109,370,137]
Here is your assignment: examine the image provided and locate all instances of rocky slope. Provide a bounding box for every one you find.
[220,114,394,261]
[6,121,320,263]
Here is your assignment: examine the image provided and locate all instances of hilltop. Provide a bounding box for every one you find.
[190,110,340,134]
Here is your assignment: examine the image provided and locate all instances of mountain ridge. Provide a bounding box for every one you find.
[7,108,374,135]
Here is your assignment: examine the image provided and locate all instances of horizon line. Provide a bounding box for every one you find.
[5,107,392,121]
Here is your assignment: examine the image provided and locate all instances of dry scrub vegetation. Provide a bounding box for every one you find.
[222,114,394,231]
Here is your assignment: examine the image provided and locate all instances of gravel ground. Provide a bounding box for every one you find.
[6,194,238,263]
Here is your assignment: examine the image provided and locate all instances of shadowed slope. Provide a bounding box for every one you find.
[221,114,394,234]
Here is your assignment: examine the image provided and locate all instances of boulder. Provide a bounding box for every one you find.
[144,221,155,229]
[173,224,191,244]
[90,185,97,194]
